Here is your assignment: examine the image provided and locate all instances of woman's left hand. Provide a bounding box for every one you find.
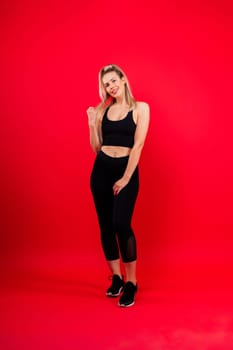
[113,177,129,195]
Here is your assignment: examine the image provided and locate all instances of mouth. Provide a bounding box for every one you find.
[111,88,118,95]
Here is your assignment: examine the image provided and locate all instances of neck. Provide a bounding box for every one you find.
[114,95,127,106]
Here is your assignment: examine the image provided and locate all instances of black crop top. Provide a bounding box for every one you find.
[101,108,136,148]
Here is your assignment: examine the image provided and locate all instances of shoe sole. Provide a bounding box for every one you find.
[106,286,124,297]
[118,301,135,307]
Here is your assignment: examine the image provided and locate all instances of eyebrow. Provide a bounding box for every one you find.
[103,78,116,86]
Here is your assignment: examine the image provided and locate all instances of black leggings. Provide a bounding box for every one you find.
[90,150,139,263]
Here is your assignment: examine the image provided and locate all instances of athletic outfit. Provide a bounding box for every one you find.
[90,107,139,263]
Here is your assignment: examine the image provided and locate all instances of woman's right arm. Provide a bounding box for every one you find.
[87,107,102,153]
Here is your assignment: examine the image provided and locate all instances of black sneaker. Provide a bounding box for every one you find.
[118,281,138,307]
[106,275,124,297]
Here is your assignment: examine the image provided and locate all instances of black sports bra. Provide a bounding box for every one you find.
[101,107,136,148]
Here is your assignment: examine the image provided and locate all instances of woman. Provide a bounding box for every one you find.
[87,64,150,307]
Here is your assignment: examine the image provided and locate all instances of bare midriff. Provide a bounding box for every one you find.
[101,145,131,157]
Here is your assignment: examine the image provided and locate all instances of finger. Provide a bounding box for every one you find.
[114,187,121,195]
[113,186,118,195]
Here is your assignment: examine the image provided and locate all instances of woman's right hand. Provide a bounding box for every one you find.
[87,106,98,127]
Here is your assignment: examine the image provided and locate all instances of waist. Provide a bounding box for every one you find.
[101,146,131,158]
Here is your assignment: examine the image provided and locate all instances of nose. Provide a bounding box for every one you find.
[110,82,116,91]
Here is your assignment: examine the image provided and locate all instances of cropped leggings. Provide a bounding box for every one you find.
[90,150,139,263]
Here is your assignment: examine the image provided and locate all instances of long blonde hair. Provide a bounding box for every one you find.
[96,64,136,114]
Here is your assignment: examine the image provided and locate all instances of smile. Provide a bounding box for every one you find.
[111,88,118,95]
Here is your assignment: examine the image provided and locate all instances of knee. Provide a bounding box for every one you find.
[115,221,131,237]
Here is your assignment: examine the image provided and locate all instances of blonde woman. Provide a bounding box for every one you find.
[87,64,150,307]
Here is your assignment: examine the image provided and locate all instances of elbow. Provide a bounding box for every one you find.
[95,146,101,153]
[93,144,101,154]
[90,139,101,153]
[132,142,144,153]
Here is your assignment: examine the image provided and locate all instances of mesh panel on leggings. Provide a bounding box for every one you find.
[120,235,137,263]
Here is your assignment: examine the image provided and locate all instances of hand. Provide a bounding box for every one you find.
[87,106,97,126]
[113,177,130,195]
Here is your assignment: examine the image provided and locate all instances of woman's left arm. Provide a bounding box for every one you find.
[113,102,150,195]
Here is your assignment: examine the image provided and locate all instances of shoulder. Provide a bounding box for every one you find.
[132,101,150,126]
[134,101,150,121]
[136,101,150,109]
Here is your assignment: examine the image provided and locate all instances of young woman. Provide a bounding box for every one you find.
[87,64,150,307]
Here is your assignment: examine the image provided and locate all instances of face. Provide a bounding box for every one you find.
[102,71,125,98]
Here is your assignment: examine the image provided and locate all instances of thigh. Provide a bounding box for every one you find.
[114,169,139,224]
[90,155,115,227]
[91,154,110,193]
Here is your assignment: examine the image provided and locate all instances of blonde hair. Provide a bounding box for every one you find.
[96,64,136,114]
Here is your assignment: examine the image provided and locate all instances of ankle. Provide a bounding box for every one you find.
[112,273,123,280]
[126,279,137,286]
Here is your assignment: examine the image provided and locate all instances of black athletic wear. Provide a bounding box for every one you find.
[90,105,138,263]
[101,108,136,148]
[90,151,139,262]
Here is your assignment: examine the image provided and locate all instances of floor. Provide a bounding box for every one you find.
[1,254,233,350]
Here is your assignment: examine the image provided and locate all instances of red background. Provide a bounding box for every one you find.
[1,0,233,288]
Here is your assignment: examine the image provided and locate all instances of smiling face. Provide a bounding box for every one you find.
[102,71,126,99]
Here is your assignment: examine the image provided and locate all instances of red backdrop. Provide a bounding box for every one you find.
[1,0,233,287]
